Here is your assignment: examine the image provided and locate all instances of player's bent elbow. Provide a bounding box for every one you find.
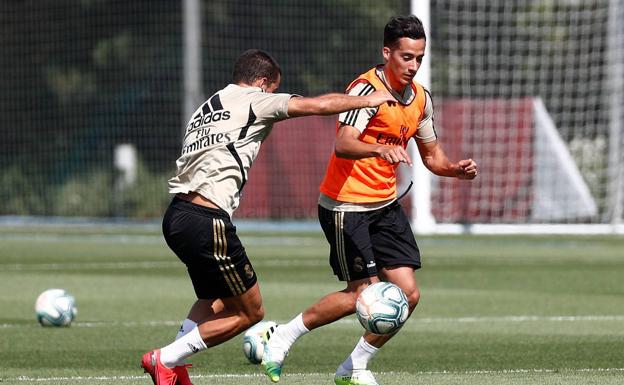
[421,159,437,174]
[334,143,346,158]
[334,146,348,159]
[334,142,358,159]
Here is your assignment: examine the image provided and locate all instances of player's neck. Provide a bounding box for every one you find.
[380,67,409,97]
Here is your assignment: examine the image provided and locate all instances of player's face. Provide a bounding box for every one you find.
[382,37,426,91]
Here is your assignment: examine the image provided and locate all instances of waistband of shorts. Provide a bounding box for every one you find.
[318,198,399,213]
[170,196,230,219]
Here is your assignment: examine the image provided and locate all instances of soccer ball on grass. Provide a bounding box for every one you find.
[356,282,409,335]
[242,320,277,364]
[35,288,77,327]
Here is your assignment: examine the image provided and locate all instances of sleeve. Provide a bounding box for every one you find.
[337,81,378,133]
[414,89,437,143]
[251,92,294,122]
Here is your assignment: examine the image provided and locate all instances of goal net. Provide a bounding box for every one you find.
[421,0,624,232]
[0,1,622,233]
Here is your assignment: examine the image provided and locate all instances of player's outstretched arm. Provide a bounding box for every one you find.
[417,140,478,179]
[287,90,394,117]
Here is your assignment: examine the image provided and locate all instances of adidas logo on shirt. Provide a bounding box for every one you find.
[185,94,231,133]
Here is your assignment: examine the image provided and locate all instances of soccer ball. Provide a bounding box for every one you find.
[242,320,277,364]
[35,289,77,327]
[356,282,409,335]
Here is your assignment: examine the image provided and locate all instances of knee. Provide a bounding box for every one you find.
[249,305,265,325]
[344,284,369,310]
[241,304,264,330]
[346,291,360,310]
[406,287,420,311]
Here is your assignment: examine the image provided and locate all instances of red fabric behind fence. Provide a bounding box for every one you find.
[433,98,534,222]
[236,99,535,223]
[236,116,336,219]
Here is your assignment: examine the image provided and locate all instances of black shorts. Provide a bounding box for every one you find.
[318,201,421,282]
[162,197,257,299]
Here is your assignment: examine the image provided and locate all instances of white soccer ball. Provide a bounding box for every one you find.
[356,282,409,335]
[35,288,77,327]
[242,320,277,364]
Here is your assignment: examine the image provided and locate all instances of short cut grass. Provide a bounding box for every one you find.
[1,229,623,385]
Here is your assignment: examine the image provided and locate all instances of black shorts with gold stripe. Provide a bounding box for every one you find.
[162,197,257,299]
[318,201,421,282]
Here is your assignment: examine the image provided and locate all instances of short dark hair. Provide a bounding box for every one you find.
[384,15,426,48]
[232,49,281,85]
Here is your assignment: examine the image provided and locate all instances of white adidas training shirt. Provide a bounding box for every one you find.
[168,84,293,217]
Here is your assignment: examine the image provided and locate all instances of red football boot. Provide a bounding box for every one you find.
[174,364,194,385]
[141,350,178,385]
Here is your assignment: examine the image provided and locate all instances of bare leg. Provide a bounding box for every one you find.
[185,299,225,323]
[261,277,380,382]
[301,277,378,329]
[158,282,264,369]
[196,282,264,347]
[334,265,420,382]
[363,266,420,348]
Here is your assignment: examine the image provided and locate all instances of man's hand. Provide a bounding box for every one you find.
[455,158,478,179]
[366,90,396,107]
[379,145,412,166]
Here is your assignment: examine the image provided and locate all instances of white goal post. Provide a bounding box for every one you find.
[410,0,624,235]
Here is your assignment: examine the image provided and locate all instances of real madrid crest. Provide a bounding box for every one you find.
[244,264,254,279]
[353,257,364,272]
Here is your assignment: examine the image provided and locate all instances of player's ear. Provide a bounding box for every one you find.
[254,77,269,92]
[382,46,391,62]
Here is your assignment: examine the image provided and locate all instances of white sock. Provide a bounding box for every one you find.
[160,326,207,368]
[175,319,198,340]
[339,337,379,371]
[268,313,310,362]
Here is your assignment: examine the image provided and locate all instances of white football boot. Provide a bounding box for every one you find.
[334,367,379,385]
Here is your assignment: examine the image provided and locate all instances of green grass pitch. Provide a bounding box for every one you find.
[1,226,623,385]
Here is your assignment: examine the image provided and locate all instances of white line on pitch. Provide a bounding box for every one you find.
[2,315,623,329]
[1,261,181,271]
[0,233,319,245]
[0,258,325,271]
[11,368,624,382]
[336,315,624,324]
[410,315,624,323]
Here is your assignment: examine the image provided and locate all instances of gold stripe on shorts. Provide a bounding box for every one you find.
[217,219,246,293]
[213,219,245,295]
[334,211,350,281]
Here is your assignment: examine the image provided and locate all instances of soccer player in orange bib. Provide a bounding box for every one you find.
[261,15,478,385]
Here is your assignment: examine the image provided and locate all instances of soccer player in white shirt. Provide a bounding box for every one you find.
[140,49,394,385]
